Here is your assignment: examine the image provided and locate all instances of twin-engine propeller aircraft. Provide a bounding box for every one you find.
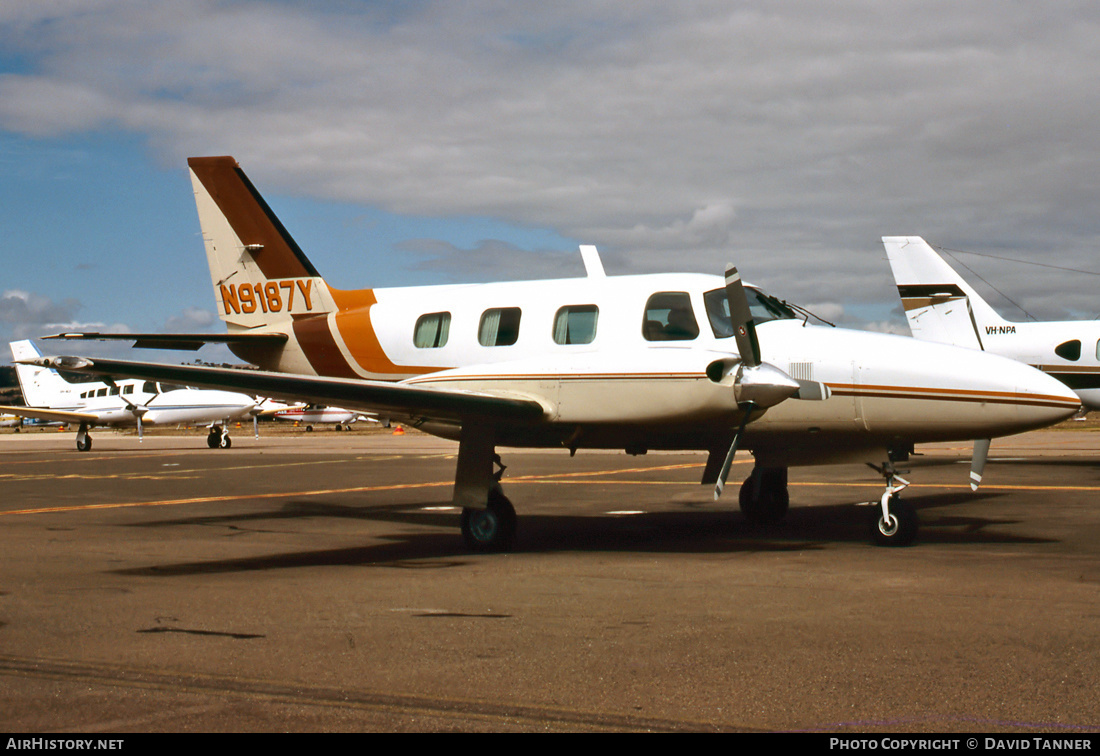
[884,236,1100,411]
[34,157,1082,549]
[3,340,258,450]
[269,403,371,431]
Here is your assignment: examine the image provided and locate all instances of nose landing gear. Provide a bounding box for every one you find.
[206,424,232,449]
[867,462,918,547]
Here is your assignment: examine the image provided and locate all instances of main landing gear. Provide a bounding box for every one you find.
[459,454,516,552]
[206,424,232,449]
[453,425,517,552]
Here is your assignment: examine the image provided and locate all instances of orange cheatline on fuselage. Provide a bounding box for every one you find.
[291,284,443,379]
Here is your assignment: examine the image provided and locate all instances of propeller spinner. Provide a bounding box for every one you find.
[108,380,149,442]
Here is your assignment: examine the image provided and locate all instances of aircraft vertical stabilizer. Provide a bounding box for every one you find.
[188,157,337,330]
[883,236,1010,351]
[9,340,74,407]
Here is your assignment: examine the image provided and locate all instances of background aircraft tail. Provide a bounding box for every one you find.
[9,340,78,407]
[883,236,1011,351]
[188,157,338,330]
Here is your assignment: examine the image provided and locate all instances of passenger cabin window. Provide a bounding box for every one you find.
[143,382,158,394]
[1055,339,1082,361]
[479,307,522,346]
[703,286,798,338]
[553,305,599,345]
[413,312,451,348]
[643,292,699,341]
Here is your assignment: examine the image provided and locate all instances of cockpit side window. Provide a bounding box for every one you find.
[703,286,797,338]
[643,292,699,341]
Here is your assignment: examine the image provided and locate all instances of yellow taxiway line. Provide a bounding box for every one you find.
[5,458,1100,517]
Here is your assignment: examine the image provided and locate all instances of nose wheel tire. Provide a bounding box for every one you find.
[207,429,232,449]
[461,492,517,552]
[870,496,918,547]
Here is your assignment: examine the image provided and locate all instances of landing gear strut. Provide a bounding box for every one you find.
[460,454,516,552]
[867,462,918,547]
[454,424,517,552]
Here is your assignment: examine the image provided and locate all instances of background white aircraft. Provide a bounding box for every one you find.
[2,340,258,450]
[884,236,1100,411]
[36,157,1083,550]
[266,403,371,431]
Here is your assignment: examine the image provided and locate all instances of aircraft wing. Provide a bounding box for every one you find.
[19,357,547,426]
[41,332,288,351]
[0,406,99,424]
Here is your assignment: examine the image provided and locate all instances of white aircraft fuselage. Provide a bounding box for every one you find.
[207,270,1076,468]
[271,405,362,427]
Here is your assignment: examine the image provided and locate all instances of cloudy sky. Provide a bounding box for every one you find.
[3,1,1100,361]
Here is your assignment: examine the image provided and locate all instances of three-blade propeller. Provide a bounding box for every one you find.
[713,265,803,500]
[113,383,149,442]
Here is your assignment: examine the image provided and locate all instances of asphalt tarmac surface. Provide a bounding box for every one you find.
[0,425,1098,733]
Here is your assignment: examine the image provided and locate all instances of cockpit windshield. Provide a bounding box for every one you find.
[703,286,798,339]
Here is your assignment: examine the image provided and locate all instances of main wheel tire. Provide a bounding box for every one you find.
[870,496,918,547]
[219,434,232,449]
[207,432,219,449]
[460,491,517,552]
[739,469,789,525]
[76,435,92,452]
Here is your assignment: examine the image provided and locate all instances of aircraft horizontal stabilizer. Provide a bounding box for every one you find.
[0,406,99,424]
[42,332,289,351]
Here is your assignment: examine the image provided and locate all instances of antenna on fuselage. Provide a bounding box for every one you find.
[579,245,606,278]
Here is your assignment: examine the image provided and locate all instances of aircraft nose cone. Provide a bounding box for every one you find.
[837,332,1081,441]
[1012,362,1082,428]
